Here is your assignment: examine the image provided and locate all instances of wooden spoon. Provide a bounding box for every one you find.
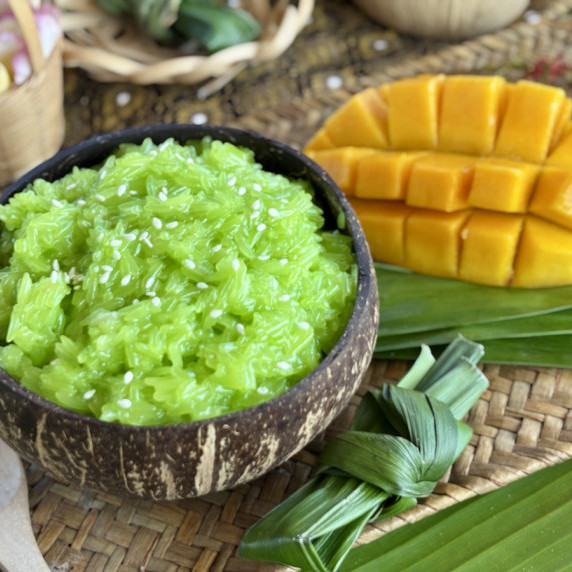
[0,438,49,572]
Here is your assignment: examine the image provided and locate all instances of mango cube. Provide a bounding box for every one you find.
[350,199,413,266]
[384,74,444,150]
[324,87,389,149]
[459,211,524,286]
[468,158,540,213]
[404,209,470,279]
[406,153,475,212]
[303,129,335,153]
[494,80,566,163]
[355,151,424,200]
[545,128,572,169]
[439,75,506,155]
[513,216,572,287]
[529,166,572,230]
[305,147,375,195]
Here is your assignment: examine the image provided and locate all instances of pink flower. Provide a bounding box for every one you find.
[0,2,61,85]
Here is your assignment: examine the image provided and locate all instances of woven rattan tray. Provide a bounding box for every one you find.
[23,0,572,569]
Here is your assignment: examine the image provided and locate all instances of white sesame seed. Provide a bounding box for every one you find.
[152,217,162,229]
[66,183,77,190]
[117,184,127,196]
[146,291,157,297]
[99,271,111,284]
[187,157,194,164]
[50,270,58,283]
[238,187,246,195]
[257,223,267,232]
[253,183,262,192]
[268,208,279,217]
[132,298,139,304]
[159,191,168,201]
[280,258,288,265]
[123,371,133,384]
[100,169,107,179]
[166,221,178,229]
[129,190,138,196]
[139,231,149,240]
[236,323,245,335]
[250,211,260,219]
[117,398,132,409]
[228,176,237,186]
[277,361,290,370]
[279,294,291,301]
[184,259,196,269]
[102,265,113,272]
[212,244,222,252]
[210,309,223,318]
[232,259,240,271]
[145,277,155,289]
[76,199,87,207]
[151,296,161,307]
[51,199,64,208]
[110,239,122,247]
[252,199,261,210]
[297,321,310,330]
[52,259,60,271]
[144,238,154,248]
[257,386,270,395]
[83,389,96,400]
[258,254,270,261]
[121,274,132,286]
[197,282,208,289]
[112,250,121,260]
[95,194,105,202]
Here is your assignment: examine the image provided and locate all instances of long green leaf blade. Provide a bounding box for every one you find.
[339,458,572,571]
[376,263,572,335]
[376,334,572,367]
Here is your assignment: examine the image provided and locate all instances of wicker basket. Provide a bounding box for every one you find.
[0,0,65,187]
[57,0,315,98]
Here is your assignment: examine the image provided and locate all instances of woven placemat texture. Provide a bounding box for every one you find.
[16,0,572,570]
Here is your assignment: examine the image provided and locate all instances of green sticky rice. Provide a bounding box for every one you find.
[0,137,357,426]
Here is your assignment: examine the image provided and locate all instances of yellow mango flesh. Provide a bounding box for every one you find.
[529,167,572,230]
[406,153,475,212]
[305,147,375,195]
[494,80,566,163]
[303,75,572,287]
[438,75,506,155]
[384,74,443,150]
[459,211,524,286]
[355,151,424,200]
[323,87,388,149]
[513,216,572,288]
[468,158,539,213]
[350,199,412,266]
[405,210,470,279]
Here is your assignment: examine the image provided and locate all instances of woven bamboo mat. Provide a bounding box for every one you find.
[16,0,572,570]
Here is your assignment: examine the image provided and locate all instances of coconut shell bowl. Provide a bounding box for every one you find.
[0,124,378,500]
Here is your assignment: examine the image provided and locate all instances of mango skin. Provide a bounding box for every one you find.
[304,75,572,288]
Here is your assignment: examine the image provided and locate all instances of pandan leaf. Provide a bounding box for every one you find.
[339,457,572,571]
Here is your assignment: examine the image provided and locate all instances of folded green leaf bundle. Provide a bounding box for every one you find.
[340,455,572,571]
[239,336,489,571]
[375,263,572,367]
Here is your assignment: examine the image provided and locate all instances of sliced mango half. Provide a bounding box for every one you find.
[304,74,572,288]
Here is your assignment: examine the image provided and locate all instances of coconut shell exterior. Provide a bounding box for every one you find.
[0,125,378,500]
